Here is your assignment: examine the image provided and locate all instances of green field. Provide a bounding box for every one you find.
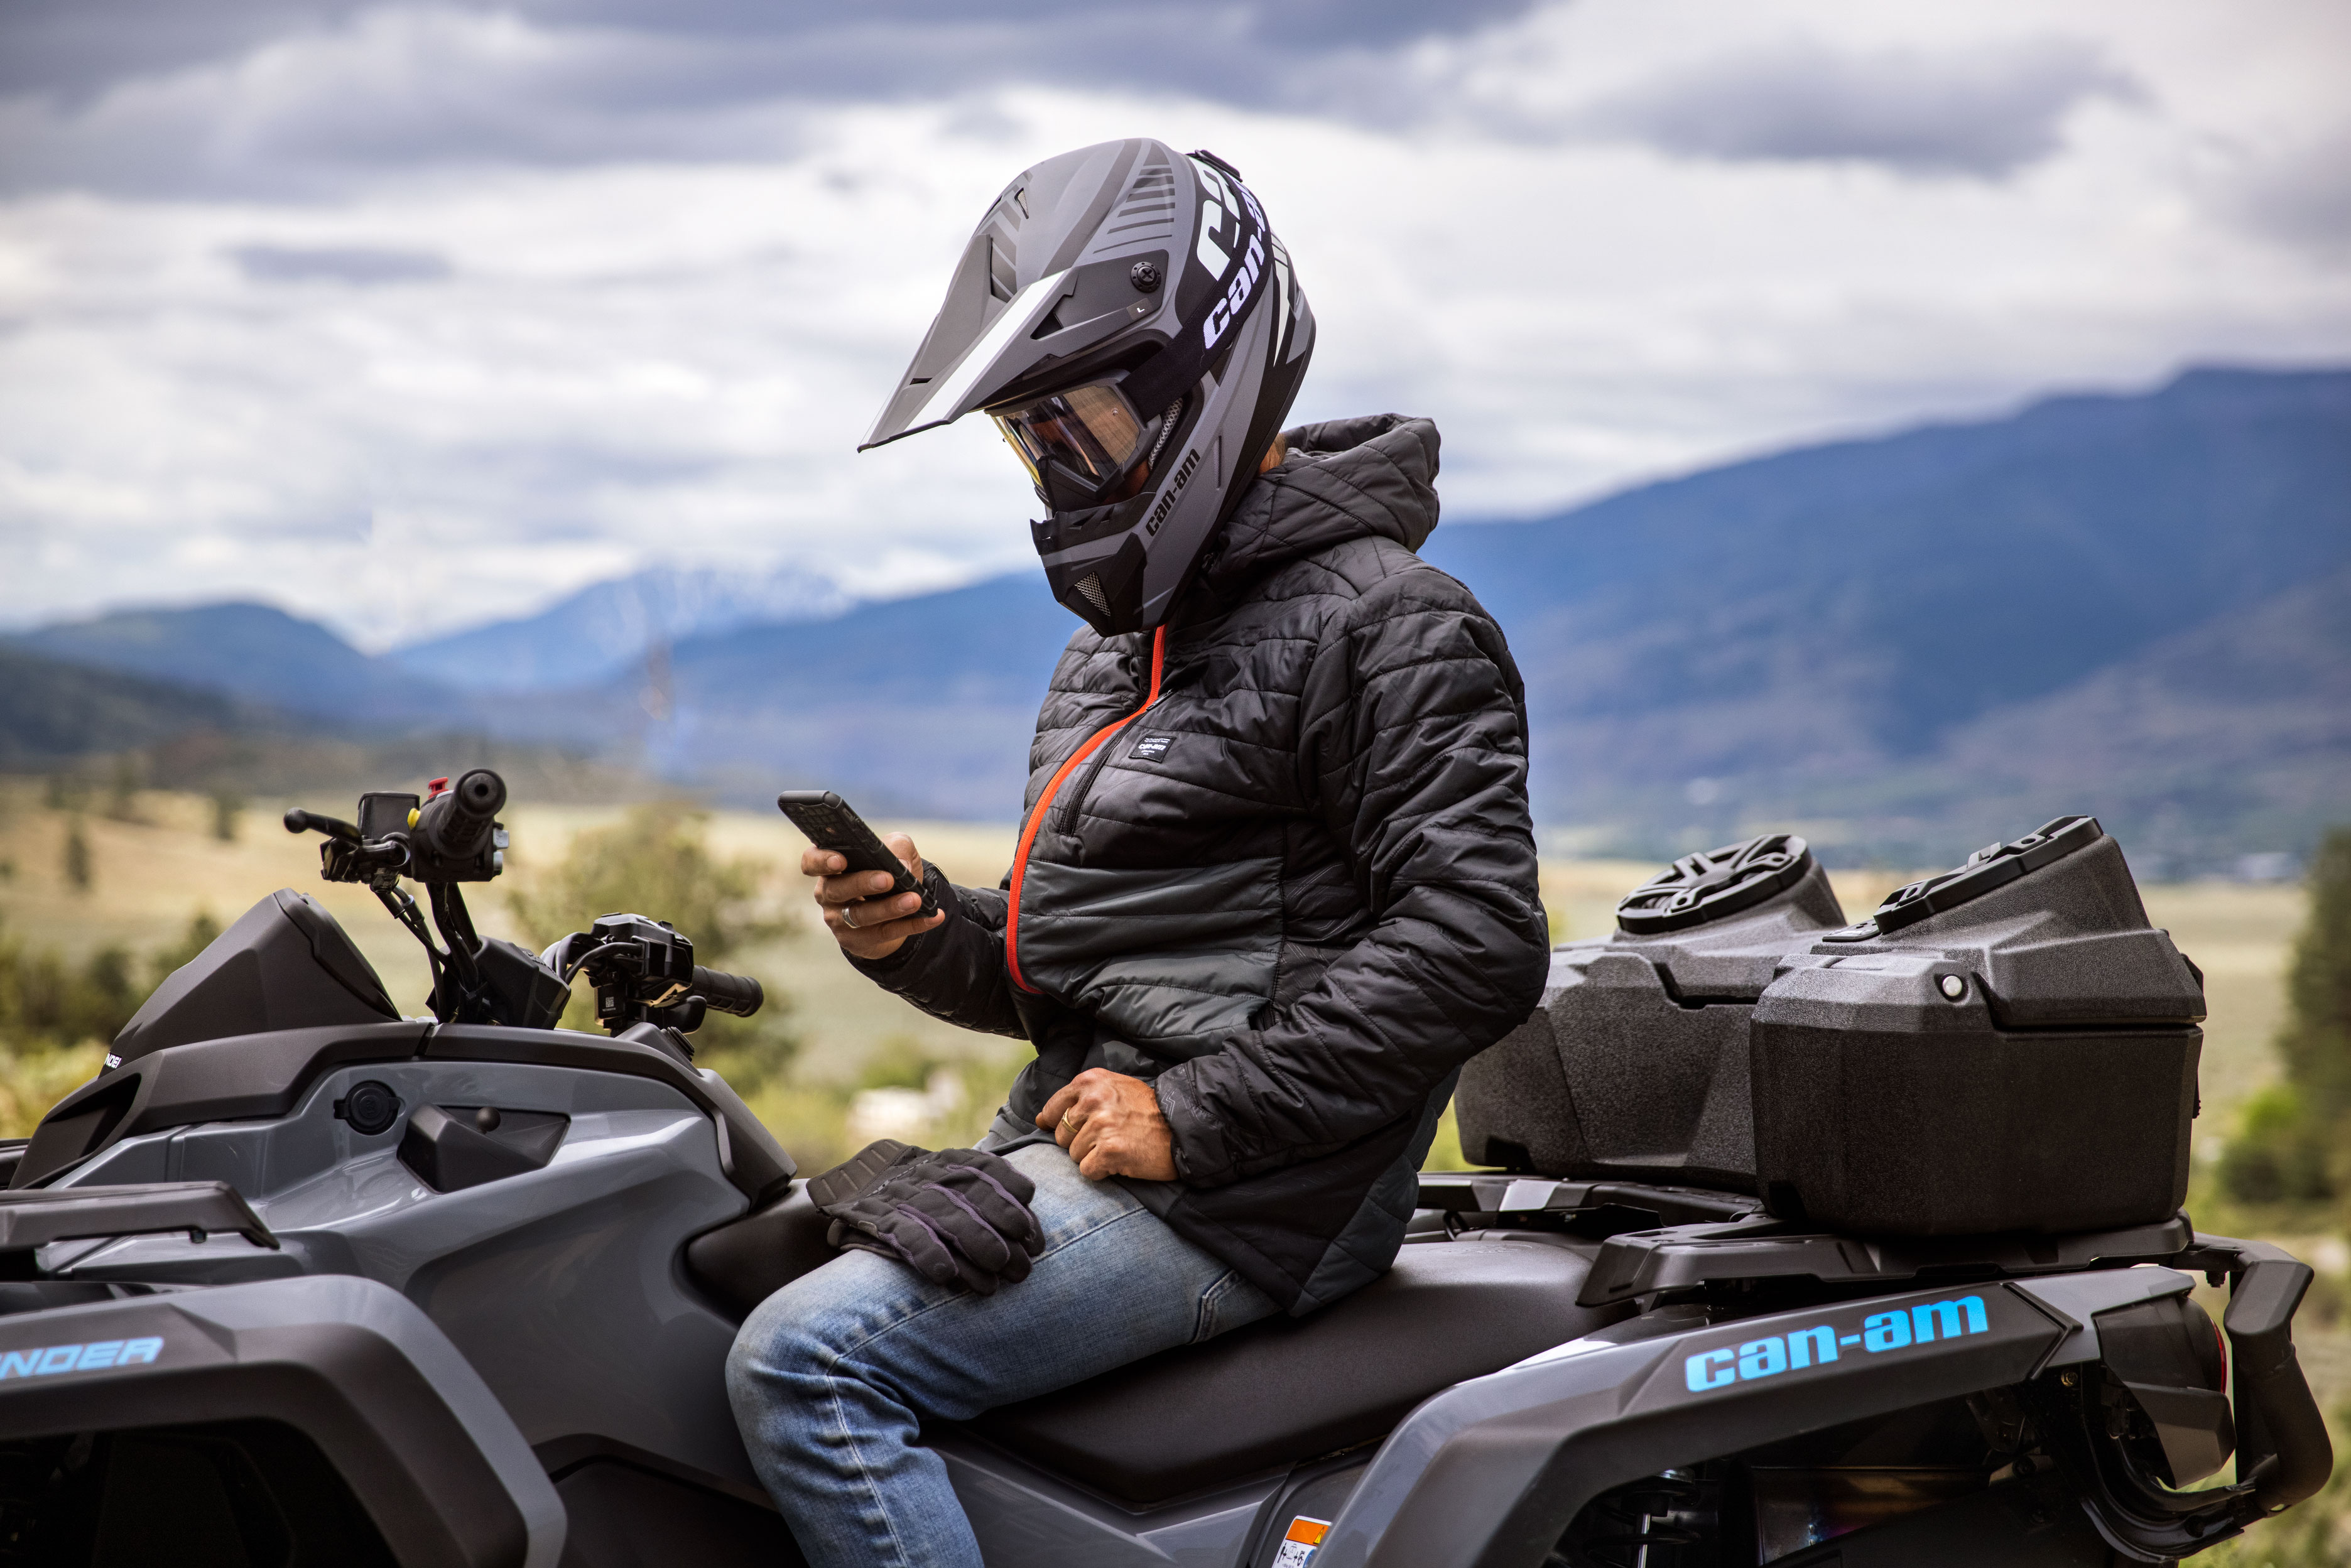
[1,783,2341,1556]
[0,779,2318,1204]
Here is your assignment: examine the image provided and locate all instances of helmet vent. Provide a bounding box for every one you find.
[1110,166,1180,239]
[1072,574,1111,615]
[987,236,1017,303]
[1143,400,1182,470]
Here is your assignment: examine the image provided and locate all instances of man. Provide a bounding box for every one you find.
[727,138,1548,1568]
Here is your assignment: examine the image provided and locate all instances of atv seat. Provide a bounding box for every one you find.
[960,1234,1626,1503]
[685,1201,1627,1506]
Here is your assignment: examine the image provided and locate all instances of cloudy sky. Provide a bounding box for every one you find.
[3,0,2347,648]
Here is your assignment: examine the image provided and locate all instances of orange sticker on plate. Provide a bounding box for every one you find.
[1273,1516,1331,1567]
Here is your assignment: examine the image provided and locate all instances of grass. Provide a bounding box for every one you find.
[0,781,2340,1553]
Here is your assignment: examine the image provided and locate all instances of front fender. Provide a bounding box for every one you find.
[0,1272,565,1568]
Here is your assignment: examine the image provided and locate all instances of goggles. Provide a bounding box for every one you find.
[992,382,1171,504]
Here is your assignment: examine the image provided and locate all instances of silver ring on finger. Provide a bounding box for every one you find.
[838,903,859,931]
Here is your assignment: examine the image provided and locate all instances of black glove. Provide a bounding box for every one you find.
[805,1140,1046,1295]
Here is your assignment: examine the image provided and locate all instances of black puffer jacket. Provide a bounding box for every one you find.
[857,414,1548,1314]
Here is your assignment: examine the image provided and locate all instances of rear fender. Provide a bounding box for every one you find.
[1323,1271,2182,1568]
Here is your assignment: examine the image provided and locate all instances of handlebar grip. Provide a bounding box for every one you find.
[449,767,506,824]
[415,768,506,858]
[691,966,764,1018]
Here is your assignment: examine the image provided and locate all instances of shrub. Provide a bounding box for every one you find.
[0,915,213,1055]
[2218,1084,2332,1204]
[0,911,224,1136]
[507,803,772,962]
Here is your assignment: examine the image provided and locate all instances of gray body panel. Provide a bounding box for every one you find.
[938,1430,1278,1567]
[52,1056,756,1488]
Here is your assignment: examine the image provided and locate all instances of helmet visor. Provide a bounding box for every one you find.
[991,382,1147,490]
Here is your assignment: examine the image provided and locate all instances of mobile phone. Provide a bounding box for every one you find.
[776,791,939,919]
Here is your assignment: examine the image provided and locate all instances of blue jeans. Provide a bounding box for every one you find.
[725,1141,1276,1568]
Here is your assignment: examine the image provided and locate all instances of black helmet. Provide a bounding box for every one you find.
[861,138,1315,634]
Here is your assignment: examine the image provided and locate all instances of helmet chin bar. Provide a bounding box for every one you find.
[1034,505,1151,634]
[1036,455,1132,514]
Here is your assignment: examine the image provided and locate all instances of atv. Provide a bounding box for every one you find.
[0,772,2328,1565]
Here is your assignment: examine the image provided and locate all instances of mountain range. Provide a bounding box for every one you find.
[10,364,2347,872]
[18,602,450,727]
[389,565,853,693]
[0,645,251,767]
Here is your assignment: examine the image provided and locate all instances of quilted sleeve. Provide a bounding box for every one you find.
[849,865,1028,1039]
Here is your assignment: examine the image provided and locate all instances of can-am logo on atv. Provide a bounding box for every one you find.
[0,1337,163,1379]
[1683,1297,1988,1393]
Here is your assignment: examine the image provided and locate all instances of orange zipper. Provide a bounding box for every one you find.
[1006,625,1166,995]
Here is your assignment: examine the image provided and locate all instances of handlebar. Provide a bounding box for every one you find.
[692,966,764,1019]
[2169,1234,2337,1523]
[282,781,761,1041]
[2222,1252,2334,1513]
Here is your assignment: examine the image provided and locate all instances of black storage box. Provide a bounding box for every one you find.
[1455,835,1846,1189]
[1750,816,2203,1236]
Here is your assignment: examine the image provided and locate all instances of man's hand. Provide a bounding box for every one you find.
[1036,1069,1178,1182]
[805,831,946,960]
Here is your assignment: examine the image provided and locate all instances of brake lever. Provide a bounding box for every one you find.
[283,808,361,842]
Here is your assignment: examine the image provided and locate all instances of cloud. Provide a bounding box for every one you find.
[229,241,450,283]
[1572,35,2139,178]
[2,1,2350,647]
[2209,123,2351,259]
[0,1,1541,198]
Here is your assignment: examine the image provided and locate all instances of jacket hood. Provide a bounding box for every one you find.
[1198,414,1440,598]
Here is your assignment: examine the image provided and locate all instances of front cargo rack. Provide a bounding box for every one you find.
[0,1181,279,1274]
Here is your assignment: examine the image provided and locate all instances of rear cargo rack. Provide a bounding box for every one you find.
[1416,1174,1756,1229]
[1577,1211,2196,1306]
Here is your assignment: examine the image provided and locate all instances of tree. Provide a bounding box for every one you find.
[2279,830,2351,1144]
[150,911,222,985]
[62,819,92,892]
[104,755,143,823]
[62,946,139,1046]
[506,803,798,1092]
[2222,828,2351,1205]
